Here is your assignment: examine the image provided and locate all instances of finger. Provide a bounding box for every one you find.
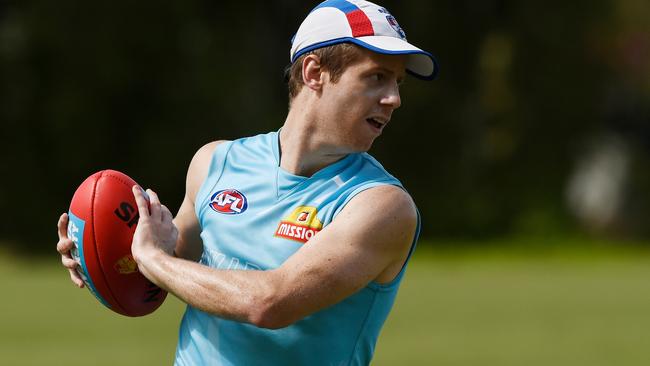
[69,269,84,288]
[57,238,75,255]
[160,204,173,222]
[132,185,150,218]
[62,255,79,270]
[147,189,162,222]
[57,212,68,240]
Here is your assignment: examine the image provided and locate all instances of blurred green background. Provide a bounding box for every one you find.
[1,0,650,364]
[3,242,650,365]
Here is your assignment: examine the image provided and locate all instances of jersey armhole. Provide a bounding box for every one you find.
[368,209,420,291]
[194,141,234,225]
[331,181,421,291]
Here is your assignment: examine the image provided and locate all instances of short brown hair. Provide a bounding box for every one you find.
[286,43,364,101]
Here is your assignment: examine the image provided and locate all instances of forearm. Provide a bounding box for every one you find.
[135,249,275,325]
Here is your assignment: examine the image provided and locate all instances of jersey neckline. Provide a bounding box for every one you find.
[271,130,356,199]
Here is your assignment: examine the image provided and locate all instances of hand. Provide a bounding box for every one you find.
[56,213,85,288]
[131,186,179,265]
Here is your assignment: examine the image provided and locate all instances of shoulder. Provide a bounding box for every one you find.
[343,184,417,226]
[186,140,229,202]
[335,184,418,249]
[352,152,401,184]
[193,140,227,161]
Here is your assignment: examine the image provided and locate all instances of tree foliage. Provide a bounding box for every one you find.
[1,0,648,251]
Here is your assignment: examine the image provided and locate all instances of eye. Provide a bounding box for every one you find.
[372,73,385,82]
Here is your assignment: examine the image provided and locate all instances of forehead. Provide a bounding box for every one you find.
[347,48,407,77]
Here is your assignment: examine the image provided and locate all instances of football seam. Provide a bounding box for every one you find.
[103,170,166,315]
[92,170,129,315]
[103,170,135,191]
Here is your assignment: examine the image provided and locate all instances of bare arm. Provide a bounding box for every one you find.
[131,181,417,329]
[171,141,225,261]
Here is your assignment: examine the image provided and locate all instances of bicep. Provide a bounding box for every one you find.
[173,140,227,261]
[269,186,417,323]
[173,195,203,261]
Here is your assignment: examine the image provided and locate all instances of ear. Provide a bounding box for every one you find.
[301,54,326,91]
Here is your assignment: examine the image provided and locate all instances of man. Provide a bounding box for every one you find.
[57,0,437,364]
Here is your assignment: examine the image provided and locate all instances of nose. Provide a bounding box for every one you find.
[381,83,401,110]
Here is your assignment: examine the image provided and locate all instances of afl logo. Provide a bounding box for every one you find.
[209,189,248,215]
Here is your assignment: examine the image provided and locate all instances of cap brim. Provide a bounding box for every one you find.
[291,36,439,81]
[353,36,439,80]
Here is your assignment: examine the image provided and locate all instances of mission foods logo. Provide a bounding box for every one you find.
[209,189,248,215]
[275,206,323,244]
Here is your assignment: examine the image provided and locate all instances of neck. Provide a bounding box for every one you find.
[279,99,349,177]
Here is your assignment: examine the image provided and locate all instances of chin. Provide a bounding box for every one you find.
[352,139,375,153]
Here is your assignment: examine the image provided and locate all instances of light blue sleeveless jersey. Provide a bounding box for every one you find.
[175,131,420,366]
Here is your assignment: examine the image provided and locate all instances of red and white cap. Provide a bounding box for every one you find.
[291,0,438,80]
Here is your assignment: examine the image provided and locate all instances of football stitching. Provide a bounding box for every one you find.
[101,170,166,314]
[92,170,129,315]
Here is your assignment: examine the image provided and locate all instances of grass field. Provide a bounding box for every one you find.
[2,242,650,365]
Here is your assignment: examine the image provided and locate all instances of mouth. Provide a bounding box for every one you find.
[366,117,387,131]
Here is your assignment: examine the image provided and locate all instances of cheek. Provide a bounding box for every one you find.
[324,89,356,118]
[331,86,373,113]
[321,80,375,125]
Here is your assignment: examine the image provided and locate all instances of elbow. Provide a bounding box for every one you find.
[247,289,299,330]
[250,314,292,330]
[248,299,297,330]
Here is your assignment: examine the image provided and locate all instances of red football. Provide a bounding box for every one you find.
[67,169,167,317]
